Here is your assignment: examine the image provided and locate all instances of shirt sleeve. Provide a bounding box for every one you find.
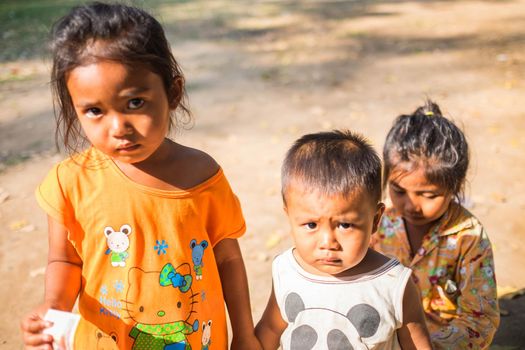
[35,162,73,225]
[430,228,500,349]
[204,170,246,247]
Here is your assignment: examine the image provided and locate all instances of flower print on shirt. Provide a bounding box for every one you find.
[372,203,499,349]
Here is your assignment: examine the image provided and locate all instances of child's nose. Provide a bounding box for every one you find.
[405,194,421,213]
[109,113,132,137]
[319,229,339,250]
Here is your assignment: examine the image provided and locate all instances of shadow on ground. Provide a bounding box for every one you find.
[492,290,525,349]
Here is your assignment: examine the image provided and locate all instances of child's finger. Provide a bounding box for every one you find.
[424,311,447,325]
[27,344,53,350]
[58,335,67,348]
[21,316,52,334]
[26,343,54,350]
[22,331,53,348]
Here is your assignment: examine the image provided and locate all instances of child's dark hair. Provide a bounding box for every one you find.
[50,1,190,153]
[383,100,469,199]
[282,130,382,204]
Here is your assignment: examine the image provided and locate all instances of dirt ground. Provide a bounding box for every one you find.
[1,1,525,349]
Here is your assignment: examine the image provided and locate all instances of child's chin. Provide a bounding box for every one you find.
[313,264,347,276]
[403,215,433,227]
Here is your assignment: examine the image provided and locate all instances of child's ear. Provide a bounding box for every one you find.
[168,76,184,109]
[372,202,385,233]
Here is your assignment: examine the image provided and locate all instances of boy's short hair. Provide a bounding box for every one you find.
[281,130,382,204]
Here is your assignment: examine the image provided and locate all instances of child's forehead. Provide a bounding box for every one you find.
[75,40,151,71]
[284,180,370,204]
[67,58,158,85]
[388,166,443,190]
[67,60,151,82]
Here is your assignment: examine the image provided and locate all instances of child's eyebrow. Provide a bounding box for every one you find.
[120,87,151,97]
[389,181,402,188]
[390,181,440,194]
[74,100,99,108]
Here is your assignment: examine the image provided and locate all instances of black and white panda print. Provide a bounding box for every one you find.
[284,292,381,350]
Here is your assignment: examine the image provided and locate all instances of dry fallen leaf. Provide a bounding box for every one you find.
[9,220,28,231]
[9,220,35,232]
[490,192,507,203]
[20,224,35,232]
[265,233,282,249]
[0,188,9,204]
[255,252,270,262]
[29,266,46,278]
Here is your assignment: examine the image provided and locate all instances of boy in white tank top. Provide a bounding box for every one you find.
[255,130,432,350]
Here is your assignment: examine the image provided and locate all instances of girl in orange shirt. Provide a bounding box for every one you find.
[372,100,499,349]
[20,3,260,349]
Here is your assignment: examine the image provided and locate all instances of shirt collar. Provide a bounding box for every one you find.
[434,202,472,237]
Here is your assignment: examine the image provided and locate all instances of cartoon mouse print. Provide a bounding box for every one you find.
[104,224,132,267]
[190,239,208,280]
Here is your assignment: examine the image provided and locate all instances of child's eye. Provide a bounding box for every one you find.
[85,107,102,119]
[390,186,405,195]
[128,98,145,110]
[303,222,317,230]
[338,222,353,230]
[422,193,438,199]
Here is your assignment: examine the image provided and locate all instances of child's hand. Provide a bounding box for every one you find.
[425,310,449,325]
[20,306,54,349]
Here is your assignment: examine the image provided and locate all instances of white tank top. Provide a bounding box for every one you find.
[273,248,412,350]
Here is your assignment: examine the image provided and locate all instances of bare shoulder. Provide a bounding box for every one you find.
[174,143,220,185]
[364,248,392,270]
[341,249,391,276]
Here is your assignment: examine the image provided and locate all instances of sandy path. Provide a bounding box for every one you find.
[1,1,524,348]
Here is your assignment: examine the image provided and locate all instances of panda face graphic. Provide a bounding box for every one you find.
[284,292,380,350]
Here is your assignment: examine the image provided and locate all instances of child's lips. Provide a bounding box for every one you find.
[117,143,140,152]
[318,257,342,265]
[404,212,425,221]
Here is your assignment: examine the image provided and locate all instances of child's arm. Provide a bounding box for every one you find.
[20,215,82,347]
[213,238,262,350]
[397,278,433,350]
[255,285,287,350]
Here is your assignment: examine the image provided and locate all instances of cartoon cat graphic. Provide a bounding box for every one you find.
[124,263,199,350]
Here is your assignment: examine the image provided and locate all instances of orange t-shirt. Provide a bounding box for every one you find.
[36,147,245,349]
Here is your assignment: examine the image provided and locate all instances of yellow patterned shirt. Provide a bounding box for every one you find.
[371,203,499,350]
